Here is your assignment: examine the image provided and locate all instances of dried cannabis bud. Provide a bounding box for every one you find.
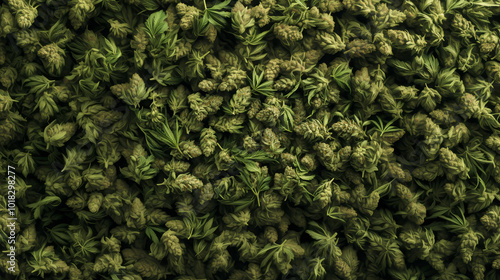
[2,0,500,279]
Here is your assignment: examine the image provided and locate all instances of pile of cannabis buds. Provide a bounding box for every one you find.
[2,0,500,279]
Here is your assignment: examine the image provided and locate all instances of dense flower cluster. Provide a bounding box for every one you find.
[1,0,500,279]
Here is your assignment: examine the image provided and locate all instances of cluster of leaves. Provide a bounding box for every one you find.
[2,0,500,280]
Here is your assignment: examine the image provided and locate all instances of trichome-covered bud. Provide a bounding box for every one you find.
[332,119,365,140]
[350,140,382,175]
[295,119,331,141]
[315,31,345,55]
[43,122,77,148]
[265,59,282,81]
[459,230,480,264]
[438,147,469,180]
[176,3,201,31]
[412,162,444,181]
[261,128,281,153]
[0,67,17,89]
[451,13,475,41]
[273,24,303,46]
[87,192,103,213]
[386,29,426,54]
[478,32,499,53]
[316,0,344,13]
[69,0,95,29]
[444,123,470,148]
[256,105,280,127]
[418,86,441,112]
[0,89,15,113]
[200,127,217,157]
[372,3,406,30]
[223,209,251,229]
[480,206,500,231]
[343,0,376,16]
[178,140,202,159]
[188,92,224,121]
[227,86,252,115]
[345,39,376,58]
[110,226,139,244]
[159,173,204,194]
[110,73,150,107]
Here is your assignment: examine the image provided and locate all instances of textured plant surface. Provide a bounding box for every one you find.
[2,0,500,279]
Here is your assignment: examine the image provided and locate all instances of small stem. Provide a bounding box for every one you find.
[176,145,183,157]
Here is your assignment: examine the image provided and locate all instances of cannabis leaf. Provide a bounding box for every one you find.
[366,116,403,136]
[203,0,232,29]
[239,169,272,207]
[248,68,275,96]
[144,10,168,40]
[140,118,183,158]
[27,196,62,219]
[331,62,352,92]
[23,76,55,95]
